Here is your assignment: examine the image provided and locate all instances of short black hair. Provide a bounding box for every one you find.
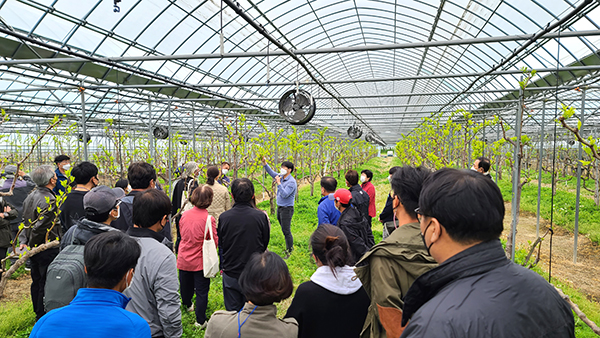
[54,155,70,164]
[127,162,157,189]
[389,166,401,175]
[282,161,294,172]
[221,162,230,167]
[84,231,141,289]
[419,168,505,245]
[391,166,431,219]
[86,209,112,223]
[231,178,254,203]
[320,176,337,192]
[115,178,129,190]
[71,161,98,185]
[477,157,491,173]
[238,251,293,306]
[132,189,171,228]
[345,170,359,186]
[361,169,373,182]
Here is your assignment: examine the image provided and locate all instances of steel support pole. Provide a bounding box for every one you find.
[536,99,547,238]
[148,100,154,164]
[510,86,524,262]
[574,89,586,263]
[496,124,500,183]
[80,88,88,161]
[36,123,42,165]
[192,106,196,155]
[167,101,172,198]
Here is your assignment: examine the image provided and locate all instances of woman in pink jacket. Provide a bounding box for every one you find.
[177,184,217,329]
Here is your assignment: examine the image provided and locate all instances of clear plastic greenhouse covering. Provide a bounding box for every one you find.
[0,0,599,144]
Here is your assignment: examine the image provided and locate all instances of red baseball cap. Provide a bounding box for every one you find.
[334,189,352,204]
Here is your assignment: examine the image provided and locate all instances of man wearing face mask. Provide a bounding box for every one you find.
[263,157,297,259]
[400,169,574,338]
[53,154,72,196]
[125,189,182,338]
[217,162,231,187]
[355,166,437,338]
[59,161,100,232]
[60,185,124,251]
[19,165,63,320]
[30,231,150,338]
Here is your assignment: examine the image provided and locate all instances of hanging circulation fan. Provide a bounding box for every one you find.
[365,133,376,144]
[278,88,316,125]
[78,133,91,143]
[347,125,363,139]
[153,126,169,140]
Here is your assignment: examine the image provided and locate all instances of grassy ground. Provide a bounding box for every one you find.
[497,171,600,244]
[2,156,599,337]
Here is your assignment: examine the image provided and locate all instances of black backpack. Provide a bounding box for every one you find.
[44,230,86,312]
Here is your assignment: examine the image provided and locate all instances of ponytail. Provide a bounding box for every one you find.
[311,225,353,276]
[206,166,220,185]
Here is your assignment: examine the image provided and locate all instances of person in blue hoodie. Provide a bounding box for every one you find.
[317,176,340,226]
[29,231,150,338]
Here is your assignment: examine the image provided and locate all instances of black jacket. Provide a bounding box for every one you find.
[59,190,88,233]
[379,192,394,223]
[217,202,270,279]
[112,190,172,242]
[1,176,36,235]
[400,239,574,338]
[60,218,119,250]
[171,177,198,216]
[337,206,374,263]
[349,185,370,218]
[0,197,18,248]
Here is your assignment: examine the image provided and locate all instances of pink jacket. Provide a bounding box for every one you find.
[177,207,218,272]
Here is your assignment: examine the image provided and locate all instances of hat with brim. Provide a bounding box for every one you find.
[3,165,17,179]
[83,186,125,215]
[333,189,352,205]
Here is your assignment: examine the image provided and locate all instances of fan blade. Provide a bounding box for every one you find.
[281,95,294,112]
[292,108,306,121]
[295,93,310,107]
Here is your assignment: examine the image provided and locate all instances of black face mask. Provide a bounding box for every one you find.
[421,221,435,256]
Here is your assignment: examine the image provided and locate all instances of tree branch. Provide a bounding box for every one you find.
[559,116,600,161]
[553,285,600,335]
[499,119,516,147]
[0,240,59,298]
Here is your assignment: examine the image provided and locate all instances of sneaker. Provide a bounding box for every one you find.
[187,304,194,312]
[194,321,207,330]
[283,249,292,260]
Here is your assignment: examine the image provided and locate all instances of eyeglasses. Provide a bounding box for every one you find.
[414,207,426,223]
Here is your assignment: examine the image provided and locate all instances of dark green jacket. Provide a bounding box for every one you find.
[355,222,437,338]
[0,197,18,248]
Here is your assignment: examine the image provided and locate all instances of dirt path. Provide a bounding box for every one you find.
[503,203,600,302]
[0,273,30,305]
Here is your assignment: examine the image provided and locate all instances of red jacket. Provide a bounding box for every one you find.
[361,181,376,218]
[177,207,218,272]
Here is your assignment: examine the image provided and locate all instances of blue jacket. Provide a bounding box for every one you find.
[318,194,340,226]
[53,168,69,196]
[30,288,150,338]
[264,164,297,207]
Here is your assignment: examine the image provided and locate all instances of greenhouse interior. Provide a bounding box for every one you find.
[1,0,600,337]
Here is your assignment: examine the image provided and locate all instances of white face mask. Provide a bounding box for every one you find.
[123,270,133,294]
[388,176,392,182]
[222,169,229,175]
[279,168,288,176]
[62,163,71,171]
[470,166,478,172]
[126,185,132,194]
[113,206,120,219]
[360,175,367,183]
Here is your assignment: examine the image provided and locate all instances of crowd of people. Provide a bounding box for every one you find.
[0,154,577,338]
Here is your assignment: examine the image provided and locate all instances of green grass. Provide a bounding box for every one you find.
[0,297,35,337]
[497,174,600,244]
[3,156,599,337]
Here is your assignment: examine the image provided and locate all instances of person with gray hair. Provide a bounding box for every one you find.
[19,164,63,320]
